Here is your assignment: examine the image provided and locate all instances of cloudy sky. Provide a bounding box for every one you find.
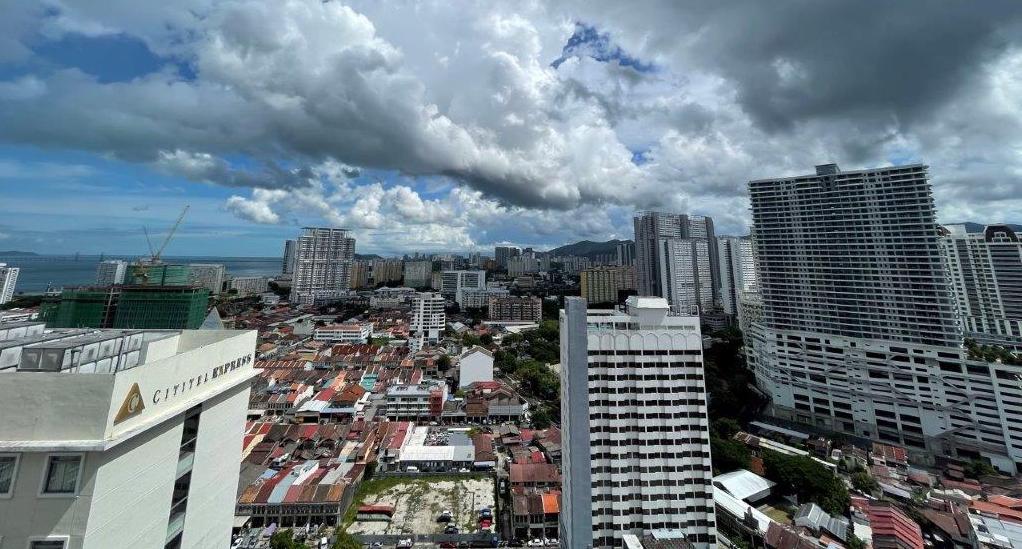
[1,1,1021,257]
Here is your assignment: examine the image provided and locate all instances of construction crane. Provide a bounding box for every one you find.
[135,205,189,283]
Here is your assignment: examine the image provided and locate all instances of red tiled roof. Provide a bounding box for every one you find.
[868,502,923,549]
[971,500,1022,524]
[509,463,561,485]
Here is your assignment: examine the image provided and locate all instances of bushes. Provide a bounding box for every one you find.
[762,450,849,515]
[711,436,751,474]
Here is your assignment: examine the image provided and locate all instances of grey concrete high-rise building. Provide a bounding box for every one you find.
[716,237,758,316]
[941,224,1022,350]
[633,211,719,314]
[289,228,355,304]
[95,260,128,287]
[187,263,226,295]
[494,246,521,268]
[745,164,1022,472]
[750,163,958,346]
[282,239,297,275]
[559,297,716,549]
[0,263,19,304]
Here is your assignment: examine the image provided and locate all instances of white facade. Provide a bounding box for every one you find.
[560,297,716,549]
[658,238,714,315]
[290,227,355,304]
[746,164,1022,472]
[458,346,494,389]
[440,270,485,299]
[507,256,540,277]
[410,292,445,345]
[187,263,226,295]
[403,261,432,288]
[940,224,1022,349]
[633,212,719,313]
[230,276,269,296]
[456,287,509,309]
[0,328,257,549]
[95,260,128,286]
[312,322,373,344]
[0,263,19,304]
[717,237,758,316]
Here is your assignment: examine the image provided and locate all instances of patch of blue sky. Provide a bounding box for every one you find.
[30,32,192,83]
[551,23,655,73]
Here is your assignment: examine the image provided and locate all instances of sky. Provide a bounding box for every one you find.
[1,1,1021,257]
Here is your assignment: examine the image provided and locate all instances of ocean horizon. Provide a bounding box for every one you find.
[0,253,283,294]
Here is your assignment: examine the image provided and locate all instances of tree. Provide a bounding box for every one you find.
[463,333,482,347]
[850,470,879,494]
[712,418,742,439]
[531,405,553,429]
[762,450,849,515]
[332,532,361,549]
[480,333,494,346]
[437,354,452,371]
[846,535,866,549]
[270,530,309,549]
[711,436,751,474]
[964,459,999,479]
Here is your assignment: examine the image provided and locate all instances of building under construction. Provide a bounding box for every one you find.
[41,285,209,330]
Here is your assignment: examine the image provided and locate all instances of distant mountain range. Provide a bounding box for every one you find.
[958,222,1022,233]
[545,239,632,259]
[0,251,39,256]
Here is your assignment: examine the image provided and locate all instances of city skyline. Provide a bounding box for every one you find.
[2,3,1022,256]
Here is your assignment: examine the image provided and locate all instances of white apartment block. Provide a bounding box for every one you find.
[229,276,269,296]
[0,263,19,304]
[440,270,485,299]
[312,322,373,344]
[410,292,445,346]
[717,237,758,316]
[634,212,719,314]
[403,260,432,288]
[580,266,637,305]
[560,297,716,549]
[290,227,355,304]
[186,263,226,295]
[658,238,714,315]
[495,246,521,268]
[456,287,509,309]
[746,164,1022,473]
[507,256,540,277]
[940,224,1022,349]
[95,260,128,286]
[0,327,257,549]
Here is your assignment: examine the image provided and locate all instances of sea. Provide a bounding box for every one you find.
[0,254,283,294]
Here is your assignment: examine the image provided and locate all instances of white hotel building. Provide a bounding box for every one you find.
[559,296,716,549]
[0,327,257,549]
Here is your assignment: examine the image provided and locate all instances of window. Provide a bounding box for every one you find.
[0,454,18,496]
[42,455,82,495]
[30,540,67,549]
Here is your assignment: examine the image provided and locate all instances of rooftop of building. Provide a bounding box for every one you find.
[0,327,257,451]
[748,163,927,185]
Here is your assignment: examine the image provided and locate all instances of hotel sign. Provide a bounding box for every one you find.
[112,353,254,425]
[151,353,253,405]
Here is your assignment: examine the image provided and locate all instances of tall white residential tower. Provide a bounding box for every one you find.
[290,228,356,304]
[560,296,716,549]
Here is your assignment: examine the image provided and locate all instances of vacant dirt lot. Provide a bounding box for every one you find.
[347,476,495,536]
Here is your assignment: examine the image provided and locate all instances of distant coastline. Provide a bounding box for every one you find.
[0,251,40,257]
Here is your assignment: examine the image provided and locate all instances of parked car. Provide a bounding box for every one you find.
[397,539,414,549]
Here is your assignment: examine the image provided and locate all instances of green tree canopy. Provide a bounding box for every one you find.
[762,450,849,515]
